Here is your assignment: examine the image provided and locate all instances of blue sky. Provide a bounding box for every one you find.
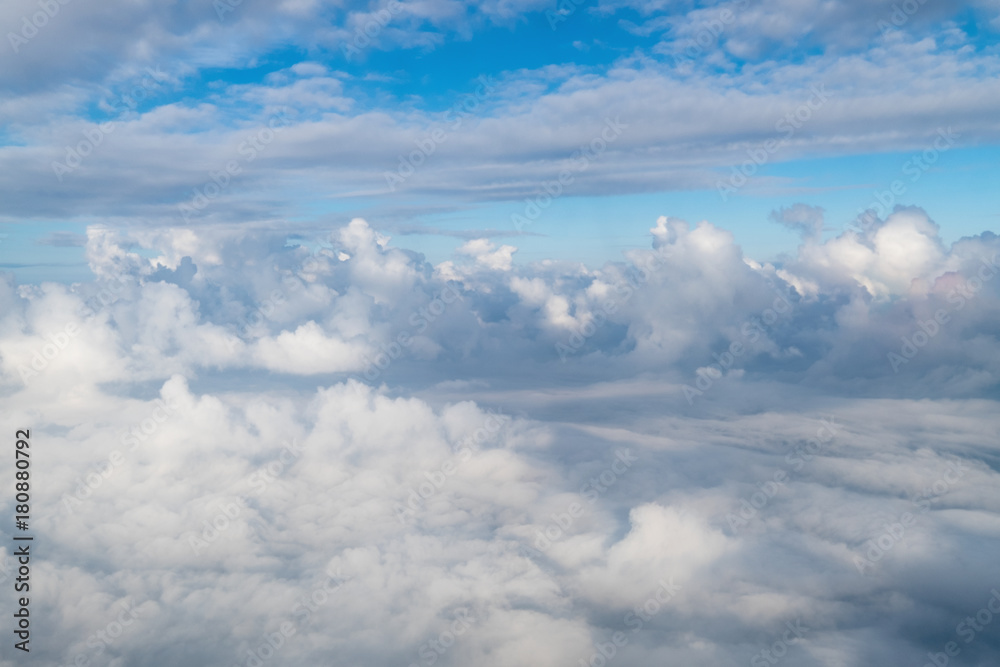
[5,141,996,282]
[2,0,1000,282]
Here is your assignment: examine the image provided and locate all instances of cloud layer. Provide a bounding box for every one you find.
[1,209,999,665]
[2,0,1000,228]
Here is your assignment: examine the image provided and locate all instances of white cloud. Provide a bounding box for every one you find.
[2,180,999,667]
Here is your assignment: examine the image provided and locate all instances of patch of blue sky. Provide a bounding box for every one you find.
[365,144,1000,268]
[336,11,654,103]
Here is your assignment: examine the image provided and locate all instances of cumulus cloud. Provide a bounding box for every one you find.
[1,210,999,665]
[458,238,517,271]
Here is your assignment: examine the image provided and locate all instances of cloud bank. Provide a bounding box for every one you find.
[1,208,999,666]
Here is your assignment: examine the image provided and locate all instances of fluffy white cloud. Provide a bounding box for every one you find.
[458,238,517,271]
[2,211,999,666]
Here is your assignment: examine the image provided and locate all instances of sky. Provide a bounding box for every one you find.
[1,1,1000,666]
[2,0,1000,278]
